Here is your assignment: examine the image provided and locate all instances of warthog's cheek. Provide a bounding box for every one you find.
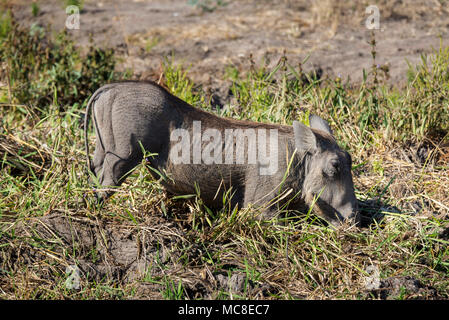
[303,193,344,225]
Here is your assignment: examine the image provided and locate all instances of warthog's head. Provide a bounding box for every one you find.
[293,115,360,227]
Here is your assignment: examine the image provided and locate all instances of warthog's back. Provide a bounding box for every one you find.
[87,81,296,207]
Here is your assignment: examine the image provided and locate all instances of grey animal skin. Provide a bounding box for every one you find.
[84,81,360,226]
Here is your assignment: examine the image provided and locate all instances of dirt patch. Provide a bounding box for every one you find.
[2,212,177,298]
[10,0,449,88]
[1,211,275,299]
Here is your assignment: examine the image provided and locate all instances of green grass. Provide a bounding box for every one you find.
[0,10,127,112]
[0,13,448,300]
[31,3,40,17]
[63,0,84,10]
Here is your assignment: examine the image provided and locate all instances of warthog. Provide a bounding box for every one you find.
[84,81,360,226]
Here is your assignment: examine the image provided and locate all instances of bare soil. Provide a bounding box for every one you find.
[11,0,449,87]
[3,209,440,299]
[3,210,278,299]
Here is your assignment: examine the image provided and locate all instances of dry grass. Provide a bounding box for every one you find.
[1,67,448,300]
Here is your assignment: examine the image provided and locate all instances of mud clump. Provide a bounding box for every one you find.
[368,276,438,300]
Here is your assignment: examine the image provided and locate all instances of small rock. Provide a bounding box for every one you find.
[364,265,381,290]
[216,273,247,293]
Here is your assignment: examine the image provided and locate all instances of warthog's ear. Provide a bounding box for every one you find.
[293,120,317,153]
[309,114,333,136]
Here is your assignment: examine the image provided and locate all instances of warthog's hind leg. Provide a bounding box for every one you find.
[95,151,141,201]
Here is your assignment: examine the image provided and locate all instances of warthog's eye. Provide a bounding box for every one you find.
[323,159,340,178]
